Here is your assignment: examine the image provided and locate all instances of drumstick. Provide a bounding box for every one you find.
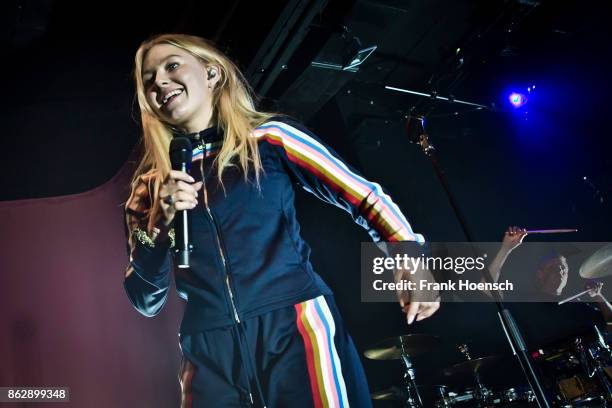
[558,288,590,305]
[525,229,578,234]
[597,294,612,313]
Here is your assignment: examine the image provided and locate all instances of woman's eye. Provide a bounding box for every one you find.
[167,62,179,71]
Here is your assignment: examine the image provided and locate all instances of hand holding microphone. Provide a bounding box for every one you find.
[159,170,202,226]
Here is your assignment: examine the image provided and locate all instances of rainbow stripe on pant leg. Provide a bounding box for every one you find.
[179,357,196,408]
[295,296,350,408]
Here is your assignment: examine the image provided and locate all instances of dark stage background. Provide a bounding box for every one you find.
[0,162,186,406]
[1,0,611,406]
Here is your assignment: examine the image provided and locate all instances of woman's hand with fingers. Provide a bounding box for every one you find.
[395,267,440,325]
[159,170,203,226]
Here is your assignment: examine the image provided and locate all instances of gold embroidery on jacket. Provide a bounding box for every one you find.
[132,227,176,248]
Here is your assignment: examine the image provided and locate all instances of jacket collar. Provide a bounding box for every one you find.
[172,126,223,148]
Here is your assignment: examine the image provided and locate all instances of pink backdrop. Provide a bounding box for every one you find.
[0,162,185,407]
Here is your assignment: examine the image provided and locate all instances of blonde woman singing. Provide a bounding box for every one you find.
[124,33,438,408]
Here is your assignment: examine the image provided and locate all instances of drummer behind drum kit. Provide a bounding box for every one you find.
[368,244,612,407]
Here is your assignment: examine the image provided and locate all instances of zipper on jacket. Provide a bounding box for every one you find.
[197,144,269,407]
[199,154,241,324]
[198,148,258,406]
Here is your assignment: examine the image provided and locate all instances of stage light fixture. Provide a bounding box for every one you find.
[311,35,376,72]
[342,44,377,71]
[508,92,528,108]
[341,35,377,71]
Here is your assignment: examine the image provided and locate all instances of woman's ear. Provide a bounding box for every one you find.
[206,65,221,89]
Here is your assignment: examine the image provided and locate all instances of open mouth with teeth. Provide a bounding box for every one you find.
[162,88,184,107]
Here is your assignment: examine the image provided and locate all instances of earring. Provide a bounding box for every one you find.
[207,69,216,80]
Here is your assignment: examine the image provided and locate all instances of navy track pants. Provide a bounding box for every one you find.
[178,295,372,408]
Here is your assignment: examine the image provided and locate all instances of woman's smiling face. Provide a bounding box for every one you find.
[141,44,218,132]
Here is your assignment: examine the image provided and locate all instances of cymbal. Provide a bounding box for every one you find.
[371,385,448,401]
[580,244,612,279]
[364,334,440,360]
[371,386,405,401]
[443,356,500,377]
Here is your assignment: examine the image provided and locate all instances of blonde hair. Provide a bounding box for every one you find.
[132,33,274,231]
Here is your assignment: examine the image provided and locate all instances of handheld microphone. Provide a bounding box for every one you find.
[170,137,193,268]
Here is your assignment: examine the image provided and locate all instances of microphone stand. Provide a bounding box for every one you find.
[406,116,552,408]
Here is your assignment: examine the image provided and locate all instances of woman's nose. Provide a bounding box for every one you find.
[154,72,170,88]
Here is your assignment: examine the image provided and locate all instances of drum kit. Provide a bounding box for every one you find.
[531,325,612,407]
[367,335,537,407]
[367,244,612,407]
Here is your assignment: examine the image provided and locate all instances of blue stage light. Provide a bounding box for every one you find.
[508,92,528,108]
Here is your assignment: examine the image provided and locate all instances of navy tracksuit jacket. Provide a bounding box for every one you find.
[123,118,424,407]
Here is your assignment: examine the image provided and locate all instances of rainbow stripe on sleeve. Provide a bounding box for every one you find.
[252,121,424,243]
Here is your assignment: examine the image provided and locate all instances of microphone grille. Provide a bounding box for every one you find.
[170,137,193,169]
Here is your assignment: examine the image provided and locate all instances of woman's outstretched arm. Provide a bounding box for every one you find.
[253,119,439,323]
[253,119,424,243]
